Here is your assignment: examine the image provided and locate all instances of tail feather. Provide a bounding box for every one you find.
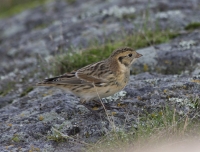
[35,73,63,85]
[36,76,60,86]
[36,81,56,86]
[36,71,82,86]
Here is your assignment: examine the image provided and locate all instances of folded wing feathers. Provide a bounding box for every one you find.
[37,61,111,86]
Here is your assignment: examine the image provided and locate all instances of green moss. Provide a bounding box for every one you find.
[20,86,34,97]
[12,134,20,142]
[185,22,200,30]
[0,0,51,18]
[52,30,179,75]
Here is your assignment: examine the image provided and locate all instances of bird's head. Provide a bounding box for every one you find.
[109,47,142,68]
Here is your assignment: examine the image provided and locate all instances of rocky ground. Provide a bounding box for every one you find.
[0,0,200,151]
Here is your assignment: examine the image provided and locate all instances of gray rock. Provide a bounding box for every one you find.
[134,31,200,74]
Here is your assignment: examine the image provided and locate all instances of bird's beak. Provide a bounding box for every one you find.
[136,52,143,58]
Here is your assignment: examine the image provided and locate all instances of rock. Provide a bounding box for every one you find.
[134,31,200,74]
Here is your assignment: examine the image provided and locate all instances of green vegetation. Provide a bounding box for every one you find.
[66,0,76,4]
[185,22,200,30]
[122,13,136,19]
[52,30,179,75]
[0,0,51,18]
[33,22,50,30]
[12,134,20,142]
[20,86,34,97]
[47,128,67,142]
[86,107,200,152]
[0,81,15,96]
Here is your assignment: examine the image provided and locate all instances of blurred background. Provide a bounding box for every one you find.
[0,0,48,18]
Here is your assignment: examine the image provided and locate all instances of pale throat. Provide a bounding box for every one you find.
[117,60,130,86]
[131,58,137,64]
[118,60,130,73]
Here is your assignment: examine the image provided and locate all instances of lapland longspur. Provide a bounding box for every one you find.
[37,47,142,111]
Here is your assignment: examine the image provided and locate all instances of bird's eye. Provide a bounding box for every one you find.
[128,53,132,57]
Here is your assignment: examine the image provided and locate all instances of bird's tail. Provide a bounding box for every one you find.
[36,76,62,86]
[35,81,57,87]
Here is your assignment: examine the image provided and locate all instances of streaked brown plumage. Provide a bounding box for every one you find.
[37,47,142,105]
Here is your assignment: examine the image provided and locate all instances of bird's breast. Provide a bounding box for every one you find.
[116,70,130,86]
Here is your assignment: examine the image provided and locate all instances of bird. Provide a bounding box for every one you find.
[37,47,142,113]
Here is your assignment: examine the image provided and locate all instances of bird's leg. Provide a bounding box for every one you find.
[92,100,101,105]
[79,99,102,118]
[92,99,121,110]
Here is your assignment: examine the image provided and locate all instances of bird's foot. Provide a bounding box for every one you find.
[79,103,102,118]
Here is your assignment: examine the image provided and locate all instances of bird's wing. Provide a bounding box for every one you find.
[37,71,87,85]
[76,60,114,85]
[37,60,115,86]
